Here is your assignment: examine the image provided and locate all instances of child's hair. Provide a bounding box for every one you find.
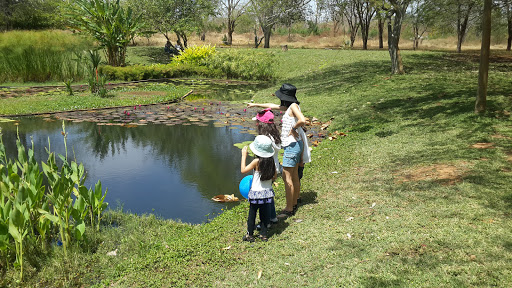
[257,156,276,181]
[257,122,282,145]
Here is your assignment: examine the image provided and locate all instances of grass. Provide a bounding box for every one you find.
[2,48,512,287]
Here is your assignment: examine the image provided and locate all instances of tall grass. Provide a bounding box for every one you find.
[0,30,94,83]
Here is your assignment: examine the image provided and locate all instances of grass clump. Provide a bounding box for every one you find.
[0,30,94,83]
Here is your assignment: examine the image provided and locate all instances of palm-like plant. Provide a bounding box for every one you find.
[67,0,143,66]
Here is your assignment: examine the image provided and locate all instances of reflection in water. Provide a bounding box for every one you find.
[0,118,254,224]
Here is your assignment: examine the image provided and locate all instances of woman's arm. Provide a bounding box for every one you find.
[245,102,281,110]
[290,103,306,129]
[241,146,258,174]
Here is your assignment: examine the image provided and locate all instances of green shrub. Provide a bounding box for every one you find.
[0,30,94,83]
[172,44,216,66]
[98,63,221,81]
[206,49,275,81]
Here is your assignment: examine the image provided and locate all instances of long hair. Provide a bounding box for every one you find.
[256,122,282,145]
[257,156,276,181]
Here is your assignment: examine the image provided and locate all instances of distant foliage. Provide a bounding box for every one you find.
[172,45,217,66]
[0,31,93,82]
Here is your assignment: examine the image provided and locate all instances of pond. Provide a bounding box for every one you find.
[0,110,257,224]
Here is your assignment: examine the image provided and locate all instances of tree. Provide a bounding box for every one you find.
[408,0,436,50]
[126,0,216,50]
[476,0,492,113]
[67,0,143,67]
[326,0,345,36]
[385,0,411,74]
[500,0,512,50]
[356,0,377,49]
[0,0,61,30]
[219,0,250,45]
[249,0,310,48]
[341,0,360,47]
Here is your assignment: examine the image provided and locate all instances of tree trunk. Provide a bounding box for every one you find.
[456,3,472,53]
[507,6,512,51]
[413,25,418,50]
[362,29,368,50]
[227,19,235,45]
[388,9,405,74]
[378,18,384,49]
[227,31,233,45]
[263,26,272,48]
[476,0,492,114]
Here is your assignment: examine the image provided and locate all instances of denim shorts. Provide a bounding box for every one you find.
[282,141,303,168]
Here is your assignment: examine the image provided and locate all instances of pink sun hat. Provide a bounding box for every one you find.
[252,108,274,123]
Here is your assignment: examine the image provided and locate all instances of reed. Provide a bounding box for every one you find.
[0,30,94,83]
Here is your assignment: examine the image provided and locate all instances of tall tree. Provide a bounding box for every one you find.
[476,0,492,113]
[126,0,216,50]
[408,0,436,50]
[355,0,377,50]
[0,0,61,30]
[502,0,512,50]
[385,0,411,74]
[219,0,249,45]
[342,0,360,47]
[326,0,345,36]
[249,0,310,48]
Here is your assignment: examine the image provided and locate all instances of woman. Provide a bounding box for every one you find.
[247,83,306,217]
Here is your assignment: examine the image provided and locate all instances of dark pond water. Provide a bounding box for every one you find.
[0,118,254,224]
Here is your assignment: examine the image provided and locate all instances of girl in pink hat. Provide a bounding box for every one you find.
[253,108,281,226]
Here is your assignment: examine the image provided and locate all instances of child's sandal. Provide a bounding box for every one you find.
[259,235,268,242]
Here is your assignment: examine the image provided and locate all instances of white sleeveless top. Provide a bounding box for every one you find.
[248,171,274,200]
[281,103,300,147]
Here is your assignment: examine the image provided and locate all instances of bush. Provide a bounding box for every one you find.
[172,45,216,66]
[99,48,275,81]
[98,63,221,81]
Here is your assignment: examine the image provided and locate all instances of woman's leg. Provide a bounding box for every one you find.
[282,167,295,212]
[291,164,300,207]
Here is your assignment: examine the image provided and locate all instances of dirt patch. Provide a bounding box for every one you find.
[492,134,512,140]
[506,151,512,162]
[395,162,471,185]
[471,142,495,149]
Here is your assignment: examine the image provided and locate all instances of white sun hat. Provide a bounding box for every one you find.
[249,135,275,158]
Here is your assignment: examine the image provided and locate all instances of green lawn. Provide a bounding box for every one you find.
[2,48,512,287]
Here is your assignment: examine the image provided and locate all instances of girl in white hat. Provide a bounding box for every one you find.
[241,135,277,242]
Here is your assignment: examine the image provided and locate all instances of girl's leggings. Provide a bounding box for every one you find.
[247,203,270,236]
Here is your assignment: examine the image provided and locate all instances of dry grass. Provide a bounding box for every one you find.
[133,32,510,51]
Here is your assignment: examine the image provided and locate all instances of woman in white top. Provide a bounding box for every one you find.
[247,83,306,217]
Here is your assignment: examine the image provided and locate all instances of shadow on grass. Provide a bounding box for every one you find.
[359,275,405,288]
[128,46,172,65]
[268,190,317,239]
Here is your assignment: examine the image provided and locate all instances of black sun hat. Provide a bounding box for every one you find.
[275,83,299,104]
